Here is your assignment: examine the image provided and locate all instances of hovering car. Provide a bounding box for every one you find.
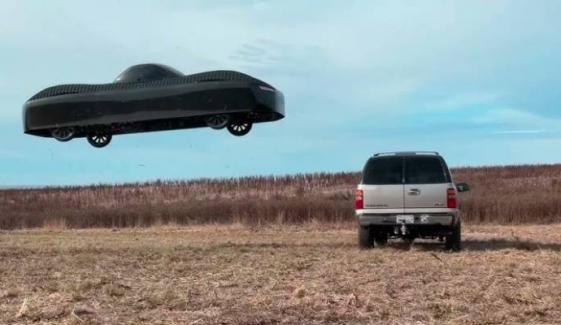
[23,64,285,148]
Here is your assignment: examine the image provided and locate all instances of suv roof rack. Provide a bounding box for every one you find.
[373,151,439,157]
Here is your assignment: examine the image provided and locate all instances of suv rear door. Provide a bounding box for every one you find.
[403,156,454,213]
[359,156,404,214]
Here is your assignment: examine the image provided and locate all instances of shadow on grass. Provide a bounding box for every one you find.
[398,238,561,252]
[205,238,561,253]
[462,238,561,251]
[192,237,561,252]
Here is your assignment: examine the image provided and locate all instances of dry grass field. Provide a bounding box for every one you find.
[1,164,560,323]
[1,224,561,324]
[1,164,561,229]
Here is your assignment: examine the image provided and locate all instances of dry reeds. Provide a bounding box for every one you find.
[0,165,560,229]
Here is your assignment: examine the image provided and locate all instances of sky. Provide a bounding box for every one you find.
[1,0,561,186]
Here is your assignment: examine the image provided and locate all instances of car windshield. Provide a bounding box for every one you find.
[362,157,403,185]
[404,156,447,184]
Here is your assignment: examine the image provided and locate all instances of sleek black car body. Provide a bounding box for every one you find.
[23,64,285,147]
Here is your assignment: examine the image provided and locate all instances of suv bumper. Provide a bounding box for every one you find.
[357,213,456,227]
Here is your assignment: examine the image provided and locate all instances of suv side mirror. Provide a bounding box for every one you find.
[456,183,470,192]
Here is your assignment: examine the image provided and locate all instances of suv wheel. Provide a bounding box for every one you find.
[445,223,462,251]
[358,226,374,249]
[374,232,388,246]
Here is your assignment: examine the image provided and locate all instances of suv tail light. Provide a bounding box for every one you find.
[355,189,364,209]
[447,188,457,208]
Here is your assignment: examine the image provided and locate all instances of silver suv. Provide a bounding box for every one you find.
[355,151,469,251]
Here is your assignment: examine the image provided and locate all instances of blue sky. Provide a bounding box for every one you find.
[1,0,561,186]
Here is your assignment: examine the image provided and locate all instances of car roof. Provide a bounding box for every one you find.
[372,151,440,157]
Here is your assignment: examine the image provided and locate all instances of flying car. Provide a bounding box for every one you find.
[23,64,285,148]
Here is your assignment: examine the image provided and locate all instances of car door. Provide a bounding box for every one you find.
[403,156,454,213]
[359,156,404,214]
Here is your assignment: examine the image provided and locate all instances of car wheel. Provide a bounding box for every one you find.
[374,232,388,246]
[87,133,112,148]
[51,127,76,142]
[445,223,462,251]
[227,120,252,136]
[358,226,374,249]
[205,114,230,130]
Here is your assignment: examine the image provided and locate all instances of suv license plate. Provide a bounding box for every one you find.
[396,215,415,224]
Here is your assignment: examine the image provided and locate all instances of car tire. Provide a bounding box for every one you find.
[87,133,112,148]
[51,127,76,142]
[358,226,374,249]
[227,120,252,136]
[205,114,230,130]
[445,223,462,251]
[374,232,388,246]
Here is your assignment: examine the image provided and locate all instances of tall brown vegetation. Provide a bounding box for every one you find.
[0,165,560,229]
[453,164,561,223]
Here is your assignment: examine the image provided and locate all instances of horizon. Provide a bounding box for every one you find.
[1,1,561,186]
[1,161,559,189]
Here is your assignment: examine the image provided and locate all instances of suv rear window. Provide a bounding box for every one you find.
[405,156,448,184]
[362,157,403,185]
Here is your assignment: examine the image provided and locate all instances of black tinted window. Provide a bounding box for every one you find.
[362,157,403,185]
[405,157,447,184]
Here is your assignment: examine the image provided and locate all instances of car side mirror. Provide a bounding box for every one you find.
[456,183,470,192]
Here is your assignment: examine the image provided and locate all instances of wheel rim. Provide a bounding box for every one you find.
[87,133,112,148]
[51,127,75,142]
[228,121,251,135]
[232,123,248,132]
[205,114,230,129]
[91,135,109,144]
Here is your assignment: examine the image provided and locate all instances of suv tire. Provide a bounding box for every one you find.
[374,232,388,246]
[358,226,374,249]
[445,223,462,251]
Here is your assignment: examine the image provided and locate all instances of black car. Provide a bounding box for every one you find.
[23,64,285,148]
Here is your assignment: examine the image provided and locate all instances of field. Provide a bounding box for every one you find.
[1,224,561,324]
[1,164,560,323]
[1,164,561,229]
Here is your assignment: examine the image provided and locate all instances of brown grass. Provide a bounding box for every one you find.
[0,224,560,324]
[1,164,561,229]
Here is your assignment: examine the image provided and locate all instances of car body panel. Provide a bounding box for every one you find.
[22,68,284,137]
[404,183,452,210]
[357,184,404,214]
